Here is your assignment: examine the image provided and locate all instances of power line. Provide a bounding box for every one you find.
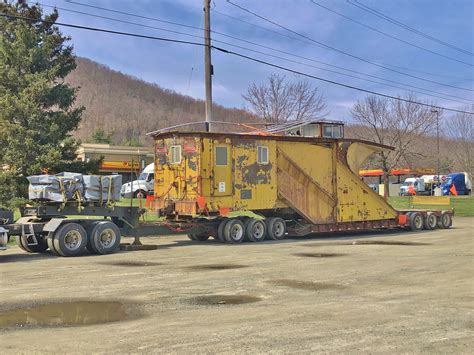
[214,47,474,115]
[35,1,472,103]
[309,0,473,66]
[225,0,473,92]
[347,0,474,56]
[1,12,472,115]
[63,0,203,32]
[213,8,470,82]
[0,12,206,47]
[61,0,473,84]
[28,2,204,41]
[211,39,472,105]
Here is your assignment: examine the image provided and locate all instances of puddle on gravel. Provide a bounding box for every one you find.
[186,264,248,271]
[100,261,163,267]
[269,279,343,291]
[0,301,138,329]
[187,295,261,305]
[294,252,345,258]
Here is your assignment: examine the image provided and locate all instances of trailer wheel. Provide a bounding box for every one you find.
[245,218,266,242]
[89,221,121,255]
[224,219,245,244]
[408,212,424,231]
[52,223,88,257]
[424,212,437,230]
[16,235,48,253]
[47,233,61,256]
[266,217,287,240]
[217,219,228,242]
[438,212,452,229]
[86,221,102,254]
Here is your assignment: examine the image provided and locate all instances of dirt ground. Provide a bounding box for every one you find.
[1,217,473,353]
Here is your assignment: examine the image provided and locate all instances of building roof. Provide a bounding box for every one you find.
[77,143,153,157]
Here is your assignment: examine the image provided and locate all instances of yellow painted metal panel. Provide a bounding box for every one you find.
[337,161,397,222]
[212,142,232,197]
[412,196,450,205]
[277,148,335,223]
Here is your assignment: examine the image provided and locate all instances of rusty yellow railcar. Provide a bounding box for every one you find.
[150,131,453,243]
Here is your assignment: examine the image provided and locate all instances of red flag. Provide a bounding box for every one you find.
[450,184,458,196]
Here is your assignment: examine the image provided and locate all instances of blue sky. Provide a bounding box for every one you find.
[36,0,473,120]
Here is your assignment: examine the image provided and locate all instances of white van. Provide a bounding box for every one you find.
[120,163,154,198]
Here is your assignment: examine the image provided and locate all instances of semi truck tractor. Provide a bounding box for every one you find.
[442,172,472,195]
[120,163,154,198]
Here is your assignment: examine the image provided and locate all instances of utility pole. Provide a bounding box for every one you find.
[203,0,212,132]
[431,109,440,194]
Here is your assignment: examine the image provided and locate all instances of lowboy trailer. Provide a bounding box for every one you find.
[1,130,454,257]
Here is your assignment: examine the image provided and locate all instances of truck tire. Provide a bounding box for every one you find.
[52,223,88,257]
[85,221,102,254]
[224,219,245,244]
[16,235,48,253]
[424,212,437,230]
[47,233,61,256]
[134,189,147,198]
[438,212,452,229]
[89,221,121,255]
[408,212,424,231]
[266,217,287,240]
[217,219,228,242]
[245,218,266,242]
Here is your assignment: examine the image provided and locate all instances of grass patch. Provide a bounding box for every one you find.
[388,196,474,217]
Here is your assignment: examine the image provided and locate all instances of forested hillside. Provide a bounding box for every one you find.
[66,57,256,146]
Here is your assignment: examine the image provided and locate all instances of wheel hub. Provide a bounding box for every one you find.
[64,230,82,250]
[99,228,116,247]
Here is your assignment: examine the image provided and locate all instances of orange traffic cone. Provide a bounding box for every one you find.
[449,184,458,196]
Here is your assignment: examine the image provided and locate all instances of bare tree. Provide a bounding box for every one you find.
[242,74,327,123]
[351,93,438,198]
[445,109,474,177]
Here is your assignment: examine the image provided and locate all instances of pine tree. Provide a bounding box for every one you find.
[0,2,96,207]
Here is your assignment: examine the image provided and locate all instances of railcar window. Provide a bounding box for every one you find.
[215,146,228,166]
[170,145,182,164]
[257,146,269,164]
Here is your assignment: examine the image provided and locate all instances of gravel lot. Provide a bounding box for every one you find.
[1,217,473,353]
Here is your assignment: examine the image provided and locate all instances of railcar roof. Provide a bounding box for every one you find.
[149,130,394,150]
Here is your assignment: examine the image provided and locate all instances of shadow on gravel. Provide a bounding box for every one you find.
[187,295,261,306]
[0,252,56,263]
[303,240,431,247]
[293,252,346,258]
[99,261,163,267]
[185,264,248,271]
[268,279,344,291]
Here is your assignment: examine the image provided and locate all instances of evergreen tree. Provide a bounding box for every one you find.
[0,2,96,207]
